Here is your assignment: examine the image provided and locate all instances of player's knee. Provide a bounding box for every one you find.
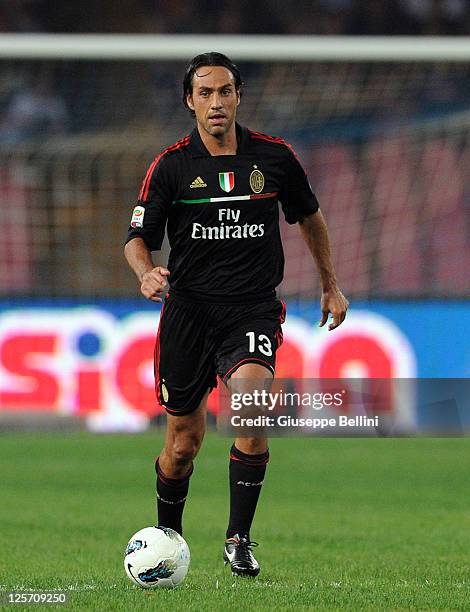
[171,434,202,467]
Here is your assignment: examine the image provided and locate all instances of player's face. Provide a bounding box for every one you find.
[186,66,240,138]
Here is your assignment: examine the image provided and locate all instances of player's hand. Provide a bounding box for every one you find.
[319,287,349,331]
[140,266,170,302]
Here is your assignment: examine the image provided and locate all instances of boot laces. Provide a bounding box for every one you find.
[236,537,258,563]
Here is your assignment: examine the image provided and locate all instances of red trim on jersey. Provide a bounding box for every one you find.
[222,357,274,382]
[250,191,279,200]
[249,130,305,170]
[249,130,285,145]
[139,157,160,201]
[139,135,190,202]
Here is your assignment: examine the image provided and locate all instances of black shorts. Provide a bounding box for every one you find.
[154,293,286,416]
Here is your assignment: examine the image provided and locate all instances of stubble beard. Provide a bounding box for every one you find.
[204,122,227,138]
[201,113,235,139]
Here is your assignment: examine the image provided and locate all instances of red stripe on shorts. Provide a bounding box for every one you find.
[154,301,167,406]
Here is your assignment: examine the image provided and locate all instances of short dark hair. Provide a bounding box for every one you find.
[182,52,243,112]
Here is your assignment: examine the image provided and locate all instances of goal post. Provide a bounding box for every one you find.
[1,34,470,61]
[0,35,469,301]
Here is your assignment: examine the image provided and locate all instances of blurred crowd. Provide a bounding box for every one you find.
[0,0,469,35]
[141,0,470,36]
[1,0,469,143]
[0,1,469,297]
[0,74,67,144]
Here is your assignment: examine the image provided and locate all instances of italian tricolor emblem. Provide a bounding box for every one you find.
[219,172,235,193]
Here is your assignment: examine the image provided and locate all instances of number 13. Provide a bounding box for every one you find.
[246,332,272,356]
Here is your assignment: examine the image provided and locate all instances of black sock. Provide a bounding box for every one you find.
[155,458,193,536]
[226,444,269,539]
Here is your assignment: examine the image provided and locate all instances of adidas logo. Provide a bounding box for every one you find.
[190,176,207,188]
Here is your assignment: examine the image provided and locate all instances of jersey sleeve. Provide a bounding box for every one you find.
[125,154,174,250]
[280,146,319,224]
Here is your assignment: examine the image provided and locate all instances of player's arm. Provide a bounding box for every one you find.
[124,154,173,302]
[299,210,349,330]
[279,144,348,330]
[124,237,169,303]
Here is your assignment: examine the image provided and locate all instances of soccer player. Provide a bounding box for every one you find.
[124,52,348,577]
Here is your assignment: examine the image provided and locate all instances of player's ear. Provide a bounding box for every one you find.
[236,89,241,106]
[186,94,195,111]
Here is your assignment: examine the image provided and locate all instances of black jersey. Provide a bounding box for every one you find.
[126,123,319,302]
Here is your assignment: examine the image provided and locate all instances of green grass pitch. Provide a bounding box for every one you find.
[0,432,469,610]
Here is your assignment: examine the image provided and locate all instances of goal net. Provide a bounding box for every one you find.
[1,37,469,302]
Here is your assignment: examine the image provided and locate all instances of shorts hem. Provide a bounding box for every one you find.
[161,379,216,416]
[163,405,200,417]
[222,358,275,382]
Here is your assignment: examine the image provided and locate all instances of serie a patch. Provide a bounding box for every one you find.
[130,205,145,228]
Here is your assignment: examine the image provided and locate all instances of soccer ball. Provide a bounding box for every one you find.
[124,526,190,589]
